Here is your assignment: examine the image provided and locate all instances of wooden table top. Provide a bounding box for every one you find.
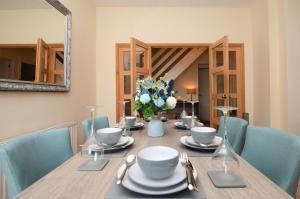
[15,121,292,199]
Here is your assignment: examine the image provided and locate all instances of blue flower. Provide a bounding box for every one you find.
[142,89,150,94]
[154,97,165,108]
[167,80,174,96]
[140,93,151,104]
[158,89,167,100]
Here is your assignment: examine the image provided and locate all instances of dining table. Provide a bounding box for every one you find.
[15,120,292,199]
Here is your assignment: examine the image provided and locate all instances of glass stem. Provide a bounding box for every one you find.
[191,102,195,128]
[90,110,95,137]
[223,111,228,141]
[183,101,186,112]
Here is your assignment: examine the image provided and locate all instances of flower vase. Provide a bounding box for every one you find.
[148,116,164,137]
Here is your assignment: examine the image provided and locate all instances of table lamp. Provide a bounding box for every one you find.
[186,88,196,101]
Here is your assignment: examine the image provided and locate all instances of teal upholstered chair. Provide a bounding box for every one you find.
[0,127,73,199]
[241,125,300,198]
[217,116,248,155]
[82,116,109,140]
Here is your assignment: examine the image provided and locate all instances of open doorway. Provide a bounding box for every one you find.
[115,37,245,127]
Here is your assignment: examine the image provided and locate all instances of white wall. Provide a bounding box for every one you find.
[174,57,199,101]
[251,0,270,126]
[0,9,64,44]
[251,0,300,135]
[283,0,300,134]
[96,7,254,124]
[0,0,96,143]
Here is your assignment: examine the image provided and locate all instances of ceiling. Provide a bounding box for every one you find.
[0,0,52,10]
[95,0,255,8]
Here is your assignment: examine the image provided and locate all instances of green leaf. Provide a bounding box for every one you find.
[134,101,142,110]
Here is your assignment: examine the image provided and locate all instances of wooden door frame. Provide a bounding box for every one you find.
[115,42,245,123]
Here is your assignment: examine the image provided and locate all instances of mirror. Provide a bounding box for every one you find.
[0,0,71,91]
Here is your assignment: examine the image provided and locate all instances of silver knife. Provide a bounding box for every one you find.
[187,160,199,191]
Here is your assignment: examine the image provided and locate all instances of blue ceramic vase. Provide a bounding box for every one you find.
[148,116,165,137]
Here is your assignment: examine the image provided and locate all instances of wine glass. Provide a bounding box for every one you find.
[210,106,239,177]
[187,100,199,128]
[81,105,104,162]
[180,100,187,119]
[119,100,129,136]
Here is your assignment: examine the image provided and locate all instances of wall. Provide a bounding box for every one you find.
[174,57,198,101]
[251,0,270,126]
[174,50,209,100]
[251,0,300,135]
[0,0,96,144]
[96,7,254,124]
[0,9,64,43]
[283,0,300,134]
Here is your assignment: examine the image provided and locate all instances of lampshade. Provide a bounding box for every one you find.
[186,88,196,94]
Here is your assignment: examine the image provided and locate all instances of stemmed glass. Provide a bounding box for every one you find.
[187,100,198,128]
[119,100,130,136]
[180,100,187,118]
[211,106,239,176]
[81,105,104,162]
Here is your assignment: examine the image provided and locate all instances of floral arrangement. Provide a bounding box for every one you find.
[134,76,177,119]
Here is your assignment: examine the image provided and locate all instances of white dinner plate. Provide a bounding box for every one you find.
[128,163,186,189]
[129,122,144,130]
[115,122,144,130]
[174,121,204,130]
[93,136,134,152]
[102,136,129,147]
[121,165,197,195]
[185,136,222,149]
[180,136,221,151]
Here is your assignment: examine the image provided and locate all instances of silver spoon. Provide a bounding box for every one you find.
[116,154,136,184]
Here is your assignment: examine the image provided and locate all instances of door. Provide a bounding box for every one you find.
[198,66,210,123]
[116,38,151,122]
[129,38,151,112]
[130,37,151,92]
[209,37,245,127]
[35,38,49,82]
[209,36,230,127]
[47,45,64,84]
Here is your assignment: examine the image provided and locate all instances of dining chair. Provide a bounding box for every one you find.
[217,116,248,155]
[0,127,73,199]
[241,125,300,198]
[82,116,109,140]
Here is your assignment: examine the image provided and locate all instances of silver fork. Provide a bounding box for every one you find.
[179,153,199,192]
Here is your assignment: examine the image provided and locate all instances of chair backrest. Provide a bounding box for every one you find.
[241,125,300,197]
[217,116,248,155]
[82,116,109,140]
[0,127,73,199]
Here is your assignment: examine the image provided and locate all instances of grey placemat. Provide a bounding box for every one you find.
[104,149,128,158]
[78,159,109,171]
[105,179,206,199]
[207,171,246,188]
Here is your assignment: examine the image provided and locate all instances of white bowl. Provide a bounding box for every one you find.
[181,116,197,127]
[125,116,136,127]
[137,146,179,179]
[96,127,122,145]
[191,127,216,144]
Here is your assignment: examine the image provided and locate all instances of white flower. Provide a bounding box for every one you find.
[166,96,177,109]
[135,95,139,101]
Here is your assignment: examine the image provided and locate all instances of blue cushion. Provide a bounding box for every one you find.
[0,128,73,199]
[82,116,109,140]
[217,116,248,155]
[241,125,300,197]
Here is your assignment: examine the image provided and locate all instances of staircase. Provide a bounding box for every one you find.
[152,47,207,80]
